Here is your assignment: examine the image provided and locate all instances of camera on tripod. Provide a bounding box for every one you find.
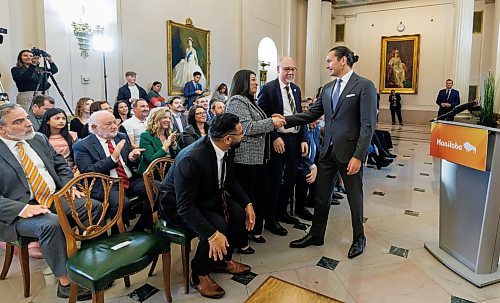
[31,47,49,58]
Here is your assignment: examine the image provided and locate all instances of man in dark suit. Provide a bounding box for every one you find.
[388,90,403,125]
[159,113,255,299]
[282,46,377,259]
[0,104,98,300]
[28,94,55,131]
[169,96,188,133]
[258,56,308,236]
[436,79,460,121]
[183,71,203,108]
[73,110,151,231]
[117,71,147,105]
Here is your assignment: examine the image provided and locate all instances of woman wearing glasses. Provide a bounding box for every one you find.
[178,105,209,149]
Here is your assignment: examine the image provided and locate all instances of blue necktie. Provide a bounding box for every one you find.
[332,79,343,113]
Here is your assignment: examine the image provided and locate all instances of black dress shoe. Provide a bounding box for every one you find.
[332,192,344,200]
[236,246,255,254]
[348,235,366,259]
[249,234,267,243]
[335,185,346,194]
[265,221,288,236]
[278,213,300,225]
[295,208,313,221]
[57,282,92,301]
[290,234,324,248]
[330,199,340,205]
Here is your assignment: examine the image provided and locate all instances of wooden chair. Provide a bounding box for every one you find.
[0,236,37,297]
[52,172,172,303]
[143,157,196,294]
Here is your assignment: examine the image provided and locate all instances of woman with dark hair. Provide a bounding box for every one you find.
[11,49,58,112]
[113,100,131,124]
[80,101,127,138]
[146,81,166,108]
[178,105,209,149]
[39,108,77,169]
[212,83,228,102]
[70,97,94,138]
[225,69,284,254]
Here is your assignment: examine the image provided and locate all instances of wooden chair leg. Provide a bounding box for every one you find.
[69,283,78,303]
[19,245,30,298]
[181,244,190,294]
[161,252,173,303]
[124,275,131,287]
[92,291,104,303]
[148,255,159,277]
[0,243,14,279]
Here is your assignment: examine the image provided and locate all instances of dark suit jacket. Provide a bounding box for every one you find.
[285,72,377,163]
[159,136,250,240]
[0,133,73,242]
[137,131,179,174]
[73,132,140,195]
[257,79,306,142]
[183,81,202,106]
[436,88,460,116]
[172,113,188,133]
[117,83,147,102]
[388,93,402,108]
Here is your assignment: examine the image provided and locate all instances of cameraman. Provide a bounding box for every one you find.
[11,49,58,112]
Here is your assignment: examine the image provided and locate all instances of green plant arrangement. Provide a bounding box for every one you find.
[479,71,497,128]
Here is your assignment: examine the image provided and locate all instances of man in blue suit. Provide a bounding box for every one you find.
[436,79,460,121]
[184,71,203,108]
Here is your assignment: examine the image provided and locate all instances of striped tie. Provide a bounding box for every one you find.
[284,86,297,114]
[16,142,53,208]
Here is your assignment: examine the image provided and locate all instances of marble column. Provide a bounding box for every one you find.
[304,0,322,98]
[451,0,474,104]
[320,0,333,86]
[282,0,297,59]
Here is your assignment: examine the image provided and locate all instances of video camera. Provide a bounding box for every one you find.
[0,28,7,45]
[31,47,49,58]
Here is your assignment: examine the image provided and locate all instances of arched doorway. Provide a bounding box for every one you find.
[257,37,278,87]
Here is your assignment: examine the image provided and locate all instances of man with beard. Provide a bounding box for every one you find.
[0,104,100,300]
[122,98,150,148]
[159,113,254,299]
[169,96,188,133]
[73,111,151,231]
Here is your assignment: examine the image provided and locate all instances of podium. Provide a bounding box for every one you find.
[425,121,500,287]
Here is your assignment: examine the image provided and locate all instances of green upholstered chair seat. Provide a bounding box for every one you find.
[10,236,37,247]
[66,232,168,292]
[155,219,197,245]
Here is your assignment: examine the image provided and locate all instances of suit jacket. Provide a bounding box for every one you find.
[159,136,250,240]
[388,93,402,108]
[436,88,460,116]
[137,131,179,174]
[257,79,307,142]
[73,132,140,195]
[28,108,42,131]
[117,83,147,102]
[171,113,188,133]
[0,133,73,242]
[285,72,377,163]
[183,81,203,107]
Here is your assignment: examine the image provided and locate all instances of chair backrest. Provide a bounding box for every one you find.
[143,157,174,210]
[52,172,125,256]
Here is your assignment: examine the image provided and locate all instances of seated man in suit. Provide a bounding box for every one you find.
[73,110,151,231]
[159,113,255,299]
[436,79,460,121]
[0,103,100,300]
[169,96,188,133]
[28,94,55,131]
[183,71,203,108]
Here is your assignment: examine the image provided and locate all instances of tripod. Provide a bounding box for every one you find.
[0,73,9,104]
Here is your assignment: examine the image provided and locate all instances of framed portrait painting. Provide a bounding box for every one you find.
[167,19,210,95]
[379,34,420,94]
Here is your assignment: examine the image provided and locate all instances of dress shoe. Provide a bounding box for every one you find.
[332,192,344,200]
[295,208,313,221]
[57,282,92,301]
[330,199,340,205]
[348,235,366,259]
[249,234,267,243]
[265,221,288,236]
[385,153,397,158]
[289,234,324,248]
[214,260,251,275]
[335,185,346,194]
[191,274,225,299]
[236,246,255,254]
[278,213,300,225]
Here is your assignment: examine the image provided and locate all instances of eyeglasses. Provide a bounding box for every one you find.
[282,67,297,72]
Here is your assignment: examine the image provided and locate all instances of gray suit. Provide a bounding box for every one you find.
[28,108,41,131]
[285,72,377,240]
[0,133,100,277]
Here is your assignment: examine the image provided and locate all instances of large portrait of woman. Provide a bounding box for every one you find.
[167,19,210,95]
[379,34,420,94]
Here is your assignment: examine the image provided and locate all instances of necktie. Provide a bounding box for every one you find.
[106,140,130,189]
[284,86,297,114]
[219,154,229,223]
[197,83,201,91]
[446,90,450,101]
[332,79,343,113]
[16,142,53,208]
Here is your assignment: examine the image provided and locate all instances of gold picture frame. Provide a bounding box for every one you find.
[379,34,420,94]
[167,19,211,95]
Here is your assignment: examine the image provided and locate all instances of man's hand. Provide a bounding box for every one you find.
[47,54,53,64]
[441,103,451,108]
[20,205,51,218]
[208,232,229,261]
[347,157,362,175]
[301,142,308,157]
[112,140,126,161]
[273,137,285,154]
[195,90,202,95]
[128,148,145,161]
[271,114,286,129]
[245,203,256,231]
[306,166,317,184]
[71,187,84,199]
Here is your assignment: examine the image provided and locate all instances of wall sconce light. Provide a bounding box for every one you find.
[259,61,270,89]
[71,21,104,58]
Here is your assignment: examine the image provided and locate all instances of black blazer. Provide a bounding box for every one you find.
[117,83,147,102]
[159,136,250,240]
[257,78,307,142]
[388,93,402,108]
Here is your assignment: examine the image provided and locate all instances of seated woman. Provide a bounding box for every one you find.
[212,83,228,102]
[178,105,209,149]
[80,101,127,138]
[39,108,78,169]
[138,108,179,174]
[146,81,166,108]
[70,97,94,138]
[114,99,131,125]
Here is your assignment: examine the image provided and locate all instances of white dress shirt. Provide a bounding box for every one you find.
[95,135,133,179]
[122,115,147,146]
[278,77,299,134]
[336,69,354,96]
[210,138,226,188]
[172,113,184,132]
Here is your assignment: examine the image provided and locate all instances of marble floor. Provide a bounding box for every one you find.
[2,123,500,303]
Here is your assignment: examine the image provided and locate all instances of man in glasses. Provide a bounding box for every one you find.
[258,56,308,236]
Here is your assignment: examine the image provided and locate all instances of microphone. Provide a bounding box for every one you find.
[431,100,480,122]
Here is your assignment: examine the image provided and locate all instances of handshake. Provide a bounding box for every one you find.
[271,114,287,129]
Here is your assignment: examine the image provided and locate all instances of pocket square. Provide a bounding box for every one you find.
[346,94,356,97]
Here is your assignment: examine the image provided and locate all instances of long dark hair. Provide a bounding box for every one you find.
[187,105,209,136]
[113,100,131,121]
[39,108,74,154]
[16,49,32,67]
[230,69,256,100]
